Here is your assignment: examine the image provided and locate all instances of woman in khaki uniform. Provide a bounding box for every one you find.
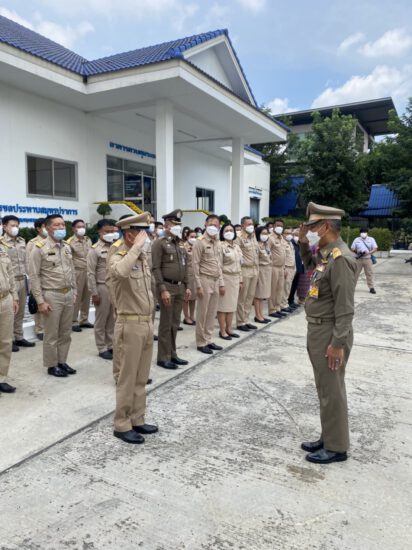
[254,226,272,324]
[182,230,197,325]
[217,224,242,340]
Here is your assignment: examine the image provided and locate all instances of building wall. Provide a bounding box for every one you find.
[188,48,232,90]
[244,160,270,222]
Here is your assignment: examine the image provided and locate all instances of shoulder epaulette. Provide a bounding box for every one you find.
[0,238,10,248]
[332,248,342,260]
[113,239,122,247]
[92,242,98,248]
[117,250,127,256]
[66,236,74,243]
[36,240,46,248]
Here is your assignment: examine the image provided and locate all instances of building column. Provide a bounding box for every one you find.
[155,100,174,217]
[230,137,248,223]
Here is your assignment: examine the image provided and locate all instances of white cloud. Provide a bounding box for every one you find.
[236,0,266,11]
[359,28,412,58]
[338,32,365,53]
[0,7,34,29]
[171,3,199,33]
[311,65,412,108]
[266,97,298,114]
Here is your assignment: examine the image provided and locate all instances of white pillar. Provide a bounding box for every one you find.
[230,137,248,223]
[155,100,174,217]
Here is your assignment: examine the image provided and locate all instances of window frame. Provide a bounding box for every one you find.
[26,153,78,201]
[196,187,215,213]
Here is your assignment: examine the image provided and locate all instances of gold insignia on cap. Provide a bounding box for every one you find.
[162,209,183,224]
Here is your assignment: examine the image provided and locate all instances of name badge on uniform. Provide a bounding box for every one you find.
[132,265,140,271]
[308,285,319,299]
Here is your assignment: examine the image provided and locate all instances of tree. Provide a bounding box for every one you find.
[96,202,112,218]
[296,110,367,215]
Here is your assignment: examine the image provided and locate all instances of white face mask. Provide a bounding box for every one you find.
[156,228,164,236]
[170,225,182,238]
[274,226,283,235]
[102,233,116,243]
[224,231,235,241]
[306,230,321,247]
[8,226,19,237]
[76,227,86,237]
[236,231,242,238]
[260,234,269,242]
[149,223,155,233]
[360,232,368,239]
[113,231,120,241]
[245,225,254,234]
[293,236,299,243]
[188,238,197,246]
[206,225,219,237]
[196,232,203,238]
[285,234,293,241]
[41,228,48,238]
[268,227,274,233]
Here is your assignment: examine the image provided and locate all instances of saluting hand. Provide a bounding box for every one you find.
[298,223,308,244]
[161,290,171,307]
[326,344,344,371]
[133,230,148,248]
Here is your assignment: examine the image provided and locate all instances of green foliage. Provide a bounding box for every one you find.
[96,202,112,217]
[262,215,305,227]
[19,227,37,243]
[342,226,392,251]
[86,224,99,244]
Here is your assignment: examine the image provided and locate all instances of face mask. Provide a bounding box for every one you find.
[53,229,66,241]
[245,226,254,234]
[260,234,269,242]
[102,233,116,243]
[157,229,165,238]
[149,223,155,233]
[274,226,283,235]
[41,228,48,238]
[206,226,219,237]
[268,228,274,233]
[76,228,86,237]
[9,226,19,237]
[113,231,120,241]
[306,230,320,247]
[293,236,299,243]
[360,232,368,239]
[236,231,242,238]
[224,231,235,241]
[285,235,293,241]
[188,238,197,246]
[170,226,182,238]
[196,232,202,238]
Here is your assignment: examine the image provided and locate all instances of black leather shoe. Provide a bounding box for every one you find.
[219,332,232,340]
[15,338,35,347]
[133,424,158,435]
[80,322,94,328]
[370,288,376,294]
[301,439,323,452]
[36,333,44,341]
[198,346,213,354]
[246,323,257,329]
[114,430,145,444]
[58,363,77,375]
[72,325,82,332]
[47,366,68,377]
[281,307,293,313]
[171,357,189,366]
[154,335,158,341]
[306,448,347,464]
[254,317,267,324]
[99,350,113,360]
[237,325,251,332]
[0,382,16,393]
[157,360,178,370]
[183,319,196,326]
[228,332,240,338]
[12,343,19,352]
[177,326,183,331]
[146,378,152,385]
[269,312,284,319]
[208,343,223,351]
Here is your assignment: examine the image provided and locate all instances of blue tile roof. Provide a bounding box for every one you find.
[359,184,400,217]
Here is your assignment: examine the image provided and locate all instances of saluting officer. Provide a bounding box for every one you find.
[299,202,356,464]
[106,213,157,445]
[1,215,35,351]
[152,209,190,369]
[0,241,19,393]
[26,218,48,341]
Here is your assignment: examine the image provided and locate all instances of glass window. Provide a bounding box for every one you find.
[107,170,123,201]
[54,161,76,198]
[107,156,122,170]
[250,198,260,222]
[196,188,214,212]
[27,155,76,199]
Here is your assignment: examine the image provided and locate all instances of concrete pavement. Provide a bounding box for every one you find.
[0,257,411,549]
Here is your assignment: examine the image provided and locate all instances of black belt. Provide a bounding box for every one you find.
[163,278,184,286]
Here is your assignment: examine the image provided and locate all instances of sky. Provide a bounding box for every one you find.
[1,0,411,115]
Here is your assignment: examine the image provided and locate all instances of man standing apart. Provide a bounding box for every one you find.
[152,209,190,369]
[351,229,378,294]
[192,215,225,354]
[299,202,356,464]
[268,219,287,319]
[87,219,117,360]
[29,215,77,378]
[68,219,93,332]
[107,213,157,444]
[26,218,48,341]
[1,215,35,351]
[236,216,259,332]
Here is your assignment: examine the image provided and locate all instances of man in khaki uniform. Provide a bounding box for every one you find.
[26,218,47,341]
[236,216,259,332]
[0,243,19,393]
[268,219,287,319]
[87,219,117,360]
[1,215,35,351]
[29,214,77,378]
[299,202,356,464]
[67,219,93,332]
[279,227,296,312]
[107,213,157,445]
[152,209,190,369]
[192,214,225,354]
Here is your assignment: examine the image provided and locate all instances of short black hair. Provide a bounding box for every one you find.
[44,214,64,226]
[154,221,164,228]
[255,226,268,242]
[359,228,368,234]
[205,214,220,223]
[194,226,203,233]
[34,218,45,229]
[266,222,274,227]
[1,215,20,225]
[274,219,284,225]
[219,222,236,241]
[240,216,252,225]
[97,218,116,230]
[72,219,85,228]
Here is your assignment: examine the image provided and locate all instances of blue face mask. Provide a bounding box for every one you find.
[53,229,66,240]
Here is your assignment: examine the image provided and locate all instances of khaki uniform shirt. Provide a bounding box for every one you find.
[221,241,243,280]
[87,239,111,296]
[258,241,272,267]
[26,235,47,260]
[237,231,259,268]
[284,239,296,268]
[106,239,153,316]
[0,246,18,300]
[1,234,27,279]
[192,235,224,288]
[28,236,76,305]
[67,235,92,271]
[152,236,188,293]
[268,233,287,267]
[300,237,356,348]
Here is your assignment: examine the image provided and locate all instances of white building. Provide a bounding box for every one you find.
[0,17,287,226]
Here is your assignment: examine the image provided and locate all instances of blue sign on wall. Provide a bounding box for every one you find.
[109,141,156,160]
[0,203,79,224]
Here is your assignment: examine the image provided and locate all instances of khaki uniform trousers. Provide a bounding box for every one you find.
[236,266,258,326]
[113,317,153,432]
[0,294,14,383]
[73,268,90,325]
[268,266,285,314]
[280,267,296,309]
[151,276,157,322]
[94,283,115,353]
[196,275,219,347]
[34,312,44,335]
[307,319,353,453]
[14,279,26,340]
[355,258,374,288]
[157,282,185,362]
[42,289,74,368]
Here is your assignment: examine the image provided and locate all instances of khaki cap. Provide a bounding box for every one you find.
[162,209,183,224]
[116,212,151,230]
[305,202,345,226]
